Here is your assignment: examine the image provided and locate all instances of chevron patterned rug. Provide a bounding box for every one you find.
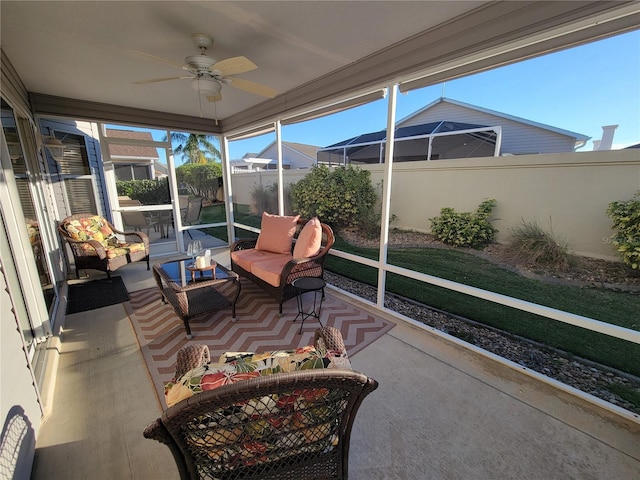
[126,278,394,403]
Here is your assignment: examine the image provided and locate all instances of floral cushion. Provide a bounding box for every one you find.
[164,345,352,472]
[103,243,146,258]
[62,215,145,257]
[165,345,351,408]
[62,215,117,245]
[26,220,39,244]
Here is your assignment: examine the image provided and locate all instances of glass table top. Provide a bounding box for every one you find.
[156,259,233,287]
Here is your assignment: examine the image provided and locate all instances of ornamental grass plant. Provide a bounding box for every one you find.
[506,219,573,272]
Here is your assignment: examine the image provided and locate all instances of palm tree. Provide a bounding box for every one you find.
[170,133,220,164]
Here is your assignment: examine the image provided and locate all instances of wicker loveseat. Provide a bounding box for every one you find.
[145,327,378,480]
[230,213,334,314]
[58,213,149,279]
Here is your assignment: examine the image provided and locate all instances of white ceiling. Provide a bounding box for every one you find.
[1,1,484,121]
[2,1,638,131]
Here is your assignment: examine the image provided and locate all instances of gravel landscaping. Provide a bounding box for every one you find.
[328,229,640,416]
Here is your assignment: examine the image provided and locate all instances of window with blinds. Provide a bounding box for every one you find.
[55,133,97,214]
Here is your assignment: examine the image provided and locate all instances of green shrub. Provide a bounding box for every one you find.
[116,178,170,204]
[506,219,572,271]
[251,183,292,216]
[289,165,377,228]
[607,191,640,269]
[430,199,497,248]
[175,163,222,201]
[357,210,397,239]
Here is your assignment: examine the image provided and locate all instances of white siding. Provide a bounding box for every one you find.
[257,143,316,169]
[1,220,42,479]
[401,103,577,154]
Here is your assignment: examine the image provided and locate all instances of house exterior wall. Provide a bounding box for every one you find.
[231,150,639,261]
[1,210,41,479]
[257,143,316,169]
[401,102,578,154]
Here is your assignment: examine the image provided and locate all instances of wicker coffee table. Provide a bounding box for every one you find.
[153,259,241,339]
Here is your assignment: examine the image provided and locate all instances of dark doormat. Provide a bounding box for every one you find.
[66,276,130,314]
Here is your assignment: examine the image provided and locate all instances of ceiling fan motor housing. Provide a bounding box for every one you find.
[185,55,217,72]
[186,34,217,73]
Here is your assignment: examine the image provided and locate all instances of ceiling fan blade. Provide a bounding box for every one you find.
[228,77,277,98]
[207,93,223,103]
[210,56,257,76]
[133,76,191,85]
[125,49,186,70]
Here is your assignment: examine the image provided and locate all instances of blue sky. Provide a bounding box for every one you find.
[229,29,639,159]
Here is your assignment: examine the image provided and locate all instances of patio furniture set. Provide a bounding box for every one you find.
[154,212,334,338]
[59,211,334,338]
[60,213,374,478]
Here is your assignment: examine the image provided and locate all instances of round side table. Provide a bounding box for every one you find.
[292,277,326,334]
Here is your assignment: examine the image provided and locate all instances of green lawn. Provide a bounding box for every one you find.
[326,237,640,377]
[199,203,260,242]
[198,211,639,377]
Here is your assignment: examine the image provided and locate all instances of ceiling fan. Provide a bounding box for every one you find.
[129,33,277,102]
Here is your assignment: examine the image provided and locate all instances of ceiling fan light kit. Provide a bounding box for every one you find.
[192,77,221,96]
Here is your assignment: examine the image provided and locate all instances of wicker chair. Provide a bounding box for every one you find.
[230,218,335,314]
[58,213,150,279]
[144,328,377,480]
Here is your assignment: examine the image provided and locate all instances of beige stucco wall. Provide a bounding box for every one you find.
[231,170,308,211]
[231,150,639,261]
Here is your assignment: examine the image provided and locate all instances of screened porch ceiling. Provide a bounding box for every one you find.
[2,1,638,134]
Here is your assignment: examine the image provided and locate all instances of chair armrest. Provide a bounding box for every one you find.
[122,231,149,248]
[230,238,258,251]
[313,327,347,354]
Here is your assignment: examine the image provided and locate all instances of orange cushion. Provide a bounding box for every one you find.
[293,217,322,259]
[255,212,300,254]
[231,249,284,272]
[251,255,294,287]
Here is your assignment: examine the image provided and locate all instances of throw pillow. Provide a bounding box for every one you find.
[293,217,322,259]
[255,212,299,254]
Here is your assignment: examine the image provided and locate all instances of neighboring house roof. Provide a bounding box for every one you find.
[398,97,589,143]
[323,97,589,157]
[106,129,160,160]
[281,141,320,160]
[256,141,319,162]
[624,143,640,149]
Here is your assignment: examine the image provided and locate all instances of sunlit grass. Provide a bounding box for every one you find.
[326,236,640,377]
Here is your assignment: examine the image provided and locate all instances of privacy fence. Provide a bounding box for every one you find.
[231,149,639,261]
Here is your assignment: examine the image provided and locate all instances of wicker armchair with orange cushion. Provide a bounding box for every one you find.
[231,213,335,314]
[58,213,150,279]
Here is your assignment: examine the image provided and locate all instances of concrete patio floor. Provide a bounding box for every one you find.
[31,252,640,479]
